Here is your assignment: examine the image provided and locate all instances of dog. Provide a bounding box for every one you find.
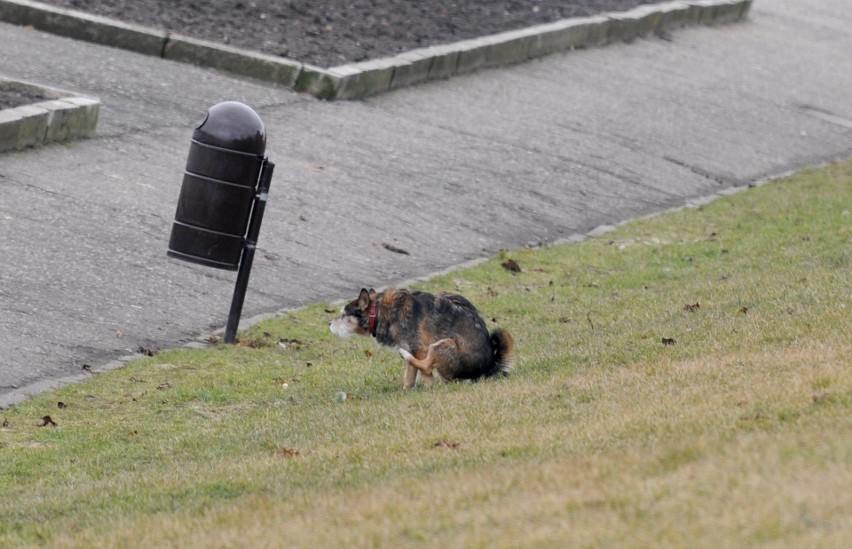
[329,288,514,388]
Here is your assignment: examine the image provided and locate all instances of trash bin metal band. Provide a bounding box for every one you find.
[174,172,256,235]
[167,220,244,270]
[184,139,264,185]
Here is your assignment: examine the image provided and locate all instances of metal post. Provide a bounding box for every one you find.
[224,160,275,343]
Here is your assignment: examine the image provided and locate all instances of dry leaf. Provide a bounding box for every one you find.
[812,392,833,404]
[208,335,220,344]
[57,401,66,409]
[434,440,459,450]
[662,338,677,346]
[486,287,499,297]
[157,382,171,391]
[501,259,521,273]
[137,346,157,357]
[37,415,57,427]
[684,303,700,312]
[2,418,9,428]
[739,307,749,314]
[364,349,373,358]
[115,329,124,338]
[276,448,300,458]
[382,243,410,255]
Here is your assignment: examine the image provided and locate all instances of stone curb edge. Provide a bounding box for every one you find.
[0,76,99,152]
[0,0,752,101]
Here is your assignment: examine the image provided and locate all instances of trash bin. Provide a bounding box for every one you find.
[167,101,267,270]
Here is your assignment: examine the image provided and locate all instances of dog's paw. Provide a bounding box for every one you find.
[398,348,414,362]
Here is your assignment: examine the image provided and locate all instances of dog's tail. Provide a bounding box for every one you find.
[486,329,514,377]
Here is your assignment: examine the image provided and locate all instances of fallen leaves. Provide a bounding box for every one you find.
[433,440,459,450]
[662,338,677,346]
[37,415,57,427]
[684,302,700,312]
[277,338,303,350]
[137,346,158,357]
[382,243,410,255]
[501,258,521,273]
[273,376,298,390]
[275,448,300,458]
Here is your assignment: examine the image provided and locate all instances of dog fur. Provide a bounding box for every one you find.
[330,288,513,388]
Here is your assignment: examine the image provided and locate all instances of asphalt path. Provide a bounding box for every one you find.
[1,0,851,407]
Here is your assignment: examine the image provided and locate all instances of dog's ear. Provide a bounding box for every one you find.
[357,288,371,311]
[368,288,377,299]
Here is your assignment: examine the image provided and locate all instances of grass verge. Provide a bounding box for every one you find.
[1,161,850,547]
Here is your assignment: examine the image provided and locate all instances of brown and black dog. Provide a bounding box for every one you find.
[330,288,514,388]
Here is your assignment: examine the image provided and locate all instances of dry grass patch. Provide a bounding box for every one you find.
[54,343,850,548]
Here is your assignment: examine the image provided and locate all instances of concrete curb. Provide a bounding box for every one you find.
[0,0,752,100]
[0,77,99,152]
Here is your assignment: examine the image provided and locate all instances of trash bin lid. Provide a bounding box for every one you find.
[192,101,266,155]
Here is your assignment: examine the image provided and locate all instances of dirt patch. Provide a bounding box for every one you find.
[38,0,666,67]
[0,86,49,109]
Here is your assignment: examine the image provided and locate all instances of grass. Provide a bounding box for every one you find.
[1,160,850,547]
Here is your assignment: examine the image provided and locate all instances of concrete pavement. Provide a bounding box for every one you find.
[1,0,851,407]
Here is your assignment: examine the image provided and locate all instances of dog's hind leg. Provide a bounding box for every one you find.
[419,371,435,386]
[403,361,418,389]
[399,340,458,385]
[398,349,419,388]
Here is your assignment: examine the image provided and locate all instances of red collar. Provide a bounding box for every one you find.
[368,301,379,337]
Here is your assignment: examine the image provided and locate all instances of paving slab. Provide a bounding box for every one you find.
[1,0,851,407]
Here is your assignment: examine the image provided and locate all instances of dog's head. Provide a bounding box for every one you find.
[329,288,376,339]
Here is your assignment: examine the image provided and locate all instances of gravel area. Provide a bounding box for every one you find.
[39,0,666,66]
[0,86,49,109]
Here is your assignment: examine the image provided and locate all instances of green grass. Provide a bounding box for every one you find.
[1,160,850,547]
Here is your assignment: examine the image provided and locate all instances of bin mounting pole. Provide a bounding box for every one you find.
[224,159,275,344]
